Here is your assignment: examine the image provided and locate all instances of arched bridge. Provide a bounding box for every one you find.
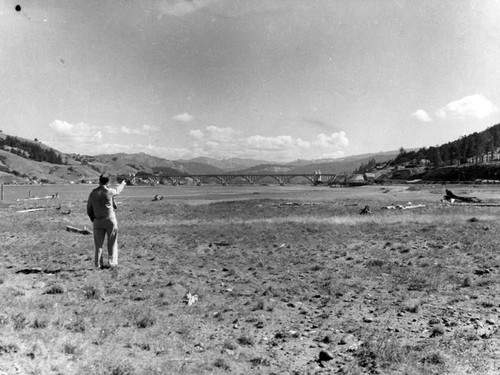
[124,173,343,186]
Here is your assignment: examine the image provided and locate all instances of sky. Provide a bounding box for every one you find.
[2,0,500,162]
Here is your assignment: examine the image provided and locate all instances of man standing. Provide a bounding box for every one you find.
[87,174,127,269]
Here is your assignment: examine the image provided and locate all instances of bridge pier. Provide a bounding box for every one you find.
[271,175,290,186]
[242,175,262,185]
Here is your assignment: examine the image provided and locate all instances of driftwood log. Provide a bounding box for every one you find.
[359,205,371,214]
[66,225,92,235]
[444,189,481,203]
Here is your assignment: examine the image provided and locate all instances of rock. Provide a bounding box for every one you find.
[339,334,356,346]
[33,281,46,289]
[430,325,445,337]
[474,269,490,276]
[322,335,332,344]
[428,317,440,325]
[318,350,334,362]
[289,330,299,337]
[486,318,496,325]
[478,327,493,339]
[363,317,373,323]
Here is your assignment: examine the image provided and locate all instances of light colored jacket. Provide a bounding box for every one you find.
[87,181,126,221]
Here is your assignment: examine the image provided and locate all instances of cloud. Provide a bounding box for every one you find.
[47,121,348,161]
[120,124,160,135]
[189,126,241,143]
[48,120,103,146]
[205,126,240,142]
[246,135,310,151]
[173,113,194,122]
[49,119,74,133]
[141,124,160,132]
[157,0,214,17]
[46,120,161,155]
[412,109,432,122]
[103,125,119,134]
[76,142,192,159]
[187,126,314,160]
[186,126,351,160]
[189,129,204,139]
[436,94,498,120]
[130,144,193,159]
[121,126,139,135]
[313,131,349,148]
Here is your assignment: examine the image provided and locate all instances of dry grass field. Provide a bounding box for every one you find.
[1,183,500,374]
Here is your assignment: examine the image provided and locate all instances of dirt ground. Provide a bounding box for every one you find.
[1,184,500,374]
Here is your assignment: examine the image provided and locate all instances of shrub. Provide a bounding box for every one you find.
[105,363,135,375]
[250,357,270,366]
[214,358,230,370]
[403,299,421,313]
[63,343,78,355]
[422,351,446,365]
[65,318,86,333]
[356,331,406,370]
[45,284,65,294]
[83,284,105,300]
[32,318,48,329]
[223,340,237,350]
[12,313,27,330]
[237,335,254,346]
[430,325,445,338]
[0,342,19,354]
[132,308,156,329]
[252,299,266,311]
[461,276,472,287]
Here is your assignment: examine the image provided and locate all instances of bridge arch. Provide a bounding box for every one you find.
[241,175,265,185]
[129,173,339,186]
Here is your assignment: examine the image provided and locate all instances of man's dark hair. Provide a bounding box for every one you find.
[99,175,110,185]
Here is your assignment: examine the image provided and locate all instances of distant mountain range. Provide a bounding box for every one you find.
[0,130,401,184]
[5,120,500,185]
[177,157,278,172]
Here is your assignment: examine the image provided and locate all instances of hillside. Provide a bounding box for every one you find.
[92,153,224,175]
[0,149,100,184]
[231,164,296,174]
[289,152,399,175]
[6,121,500,185]
[392,122,500,167]
[179,157,278,172]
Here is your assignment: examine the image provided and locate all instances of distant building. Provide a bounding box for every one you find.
[346,174,366,186]
[364,173,375,183]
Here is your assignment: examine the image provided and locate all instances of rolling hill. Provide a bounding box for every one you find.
[6,121,500,185]
[177,157,279,172]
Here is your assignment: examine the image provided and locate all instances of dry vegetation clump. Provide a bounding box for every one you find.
[82,281,106,300]
[1,185,500,373]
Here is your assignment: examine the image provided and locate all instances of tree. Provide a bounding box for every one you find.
[429,147,442,167]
